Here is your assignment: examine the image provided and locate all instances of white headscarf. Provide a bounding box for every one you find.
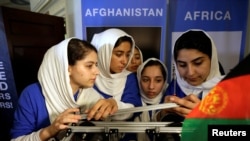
[130,45,144,64]
[126,45,144,73]
[137,58,168,105]
[174,29,224,98]
[38,38,101,123]
[135,45,144,63]
[90,28,135,101]
[135,58,168,141]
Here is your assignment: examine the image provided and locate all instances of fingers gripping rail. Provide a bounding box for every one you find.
[58,103,182,141]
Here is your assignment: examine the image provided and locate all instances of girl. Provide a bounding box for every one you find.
[127,45,143,73]
[122,58,168,141]
[160,29,225,119]
[11,38,118,141]
[91,28,142,120]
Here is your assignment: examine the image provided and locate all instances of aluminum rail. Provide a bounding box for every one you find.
[60,123,182,141]
[59,103,181,141]
[90,121,174,127]
[81,103,178,119]
[68,125,182,133]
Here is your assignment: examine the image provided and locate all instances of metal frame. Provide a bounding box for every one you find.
[57,103,182,141]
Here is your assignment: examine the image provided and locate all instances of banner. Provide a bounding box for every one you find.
[81,0,168,61]
[168,0,249,76]
[0,10,18,140]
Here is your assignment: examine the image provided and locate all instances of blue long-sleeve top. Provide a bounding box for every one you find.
[10,83,50,139]
[165,79,186,98]
[93,73,142,107]
[10,83,81,139]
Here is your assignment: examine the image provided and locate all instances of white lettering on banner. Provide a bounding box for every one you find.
[184,11,231,21]
[85,8,163,17]
[0,62,8,90]
[0,61,3,69]
[0,71,7,80]
[0,93,11,100]
[0,82,8,90]
[0,102,13,108]
[0,61,13,109]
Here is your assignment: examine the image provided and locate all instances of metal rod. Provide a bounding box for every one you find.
[68,126,182,133]
[90,121,174,127]
[81,103,178,119]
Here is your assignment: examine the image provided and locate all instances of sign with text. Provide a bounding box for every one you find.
[168,0,248,77]
[0,12,18,140]
[81,0,168,61]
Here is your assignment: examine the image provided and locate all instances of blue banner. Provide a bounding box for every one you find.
[169,0,248,31]
[168,0,249,76]
[0,11,18,140]
[81,0,168,61]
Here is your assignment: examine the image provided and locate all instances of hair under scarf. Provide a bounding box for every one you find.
[38,38,101,123]
[137,58,168,105]
[174,29,224,98]
[90,28,135,101]
[135,58,168,141]
[135,45,144,63]
[127,45,144,73]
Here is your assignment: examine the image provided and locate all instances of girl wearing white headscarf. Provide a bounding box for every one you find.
[138,58,168,141]
[122,58,168,141]
[127,45,144,73]
[91,28,142,120]
[11,38,117,141]
[161,29,225,119]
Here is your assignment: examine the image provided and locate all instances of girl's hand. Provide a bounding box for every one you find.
[40,108,81,140]
[169,94,200,117]
[85,98,118,120]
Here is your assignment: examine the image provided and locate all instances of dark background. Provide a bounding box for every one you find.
[86,27,162,61]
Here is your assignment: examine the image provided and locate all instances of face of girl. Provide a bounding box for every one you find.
[126,47,142,72]
[68,51,99,93]
[110,41,132,73]
[176,49,211,86]
[140,65,165,99]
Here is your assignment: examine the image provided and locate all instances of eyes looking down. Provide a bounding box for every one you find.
[68,50,99,93]
[140,65,166,99]
[127,47,142,73]
[110,41,132,74]
[110,35,135,74]
[176,49,211,86]
[67,39,99,93]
